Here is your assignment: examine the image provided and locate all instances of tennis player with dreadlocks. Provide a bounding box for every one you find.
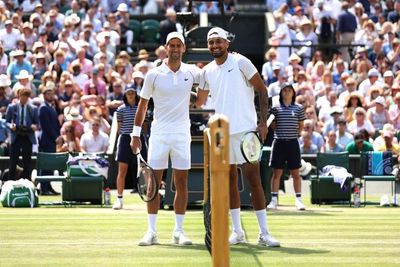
[196,27,280,247]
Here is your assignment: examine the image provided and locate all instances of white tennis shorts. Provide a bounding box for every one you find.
[230,132,247,165]
[148,132,191,170]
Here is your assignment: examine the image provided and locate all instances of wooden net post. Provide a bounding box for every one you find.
[209,114,230,267]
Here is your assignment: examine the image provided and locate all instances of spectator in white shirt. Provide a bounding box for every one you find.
[0,20,21,52]
[80,117,109,153]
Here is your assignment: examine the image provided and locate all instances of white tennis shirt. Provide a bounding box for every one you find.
[199,53,258,134]
[140,61,200,134]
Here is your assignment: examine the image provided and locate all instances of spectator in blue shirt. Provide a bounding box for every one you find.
[6,50,33,81]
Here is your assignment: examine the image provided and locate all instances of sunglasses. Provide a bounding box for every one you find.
[356,113,364,116]
[92,123,100,126]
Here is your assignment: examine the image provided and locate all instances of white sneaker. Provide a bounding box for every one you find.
[267,199,278,210]
[112,198,123,210]
[138,231,159,246]
[172,230,192,245]
[258,232,280,247]
[295,198,306,211]
[229,230,247,245]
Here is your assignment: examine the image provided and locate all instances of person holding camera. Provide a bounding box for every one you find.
[5,88,39,181]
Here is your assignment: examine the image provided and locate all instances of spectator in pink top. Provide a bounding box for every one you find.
[70,47,93,75]
[82,66,107,96]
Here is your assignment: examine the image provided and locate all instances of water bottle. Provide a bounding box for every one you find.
[104,187,111,205]
[393,194,398,206]
[353,180,361,208]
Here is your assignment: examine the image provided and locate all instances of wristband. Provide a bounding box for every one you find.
[130,126,141,137]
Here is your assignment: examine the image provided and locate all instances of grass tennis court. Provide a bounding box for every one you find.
[1,194,399,267]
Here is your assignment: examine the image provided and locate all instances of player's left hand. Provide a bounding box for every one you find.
[257,123,268,143]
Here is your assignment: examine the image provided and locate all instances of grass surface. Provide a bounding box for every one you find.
[1,194,399,267]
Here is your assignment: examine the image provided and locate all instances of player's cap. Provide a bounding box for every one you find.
[207,27,230,42]
[166,31,185,45]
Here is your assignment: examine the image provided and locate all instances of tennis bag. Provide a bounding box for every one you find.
[0,179,38,208]
[67,155,109,179]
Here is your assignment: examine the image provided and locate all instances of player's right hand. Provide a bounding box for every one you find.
[130,136,142,155]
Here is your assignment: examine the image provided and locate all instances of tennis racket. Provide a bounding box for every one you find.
[136,153,158,202]
[240,114,275,164]
[203,129,212,254]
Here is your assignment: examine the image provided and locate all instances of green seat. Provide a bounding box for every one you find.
[310,152,352,205]
[141,19,160,29]
[34,152,69,183]
[142,25,160,43]
[32,79,42,89]
[360,152,396,205]
[141,19,160,43]
[129,19,142,42]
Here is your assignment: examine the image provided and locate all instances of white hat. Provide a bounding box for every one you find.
[42,81,55,93]
[207,27,230,42]
[117,3,128,12]
[368,68,380,77]
[299,159,312,176]
[132,71,144,79]
[103,21,111,28]
[0,74,11,87]
[77,40,89,48]
[357,46,367,53]
[300,18,312,26]
[67,13,80,25]
[289,53,301,62]
[13,49,25,57]
[15,70,33,80]
[272,64,281,70]
[383,70,394,77]
[330,106,343,115]
[374,96,386,106]
[66,109,83,121]
[166,31,185,45]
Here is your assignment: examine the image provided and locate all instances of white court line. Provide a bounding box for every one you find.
[1,241,400,246]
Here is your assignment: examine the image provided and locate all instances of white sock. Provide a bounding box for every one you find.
[255,209,269,234]
[148,214,157,233]
[174,214,185,232]
[230,208,243,233]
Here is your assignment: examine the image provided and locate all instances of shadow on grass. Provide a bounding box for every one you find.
[230,243,329,266]
[266,209,341,216]
[157,243,208,251]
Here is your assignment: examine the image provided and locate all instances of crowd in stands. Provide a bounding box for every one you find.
[0,0,398,162]
[264,0,400,159]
